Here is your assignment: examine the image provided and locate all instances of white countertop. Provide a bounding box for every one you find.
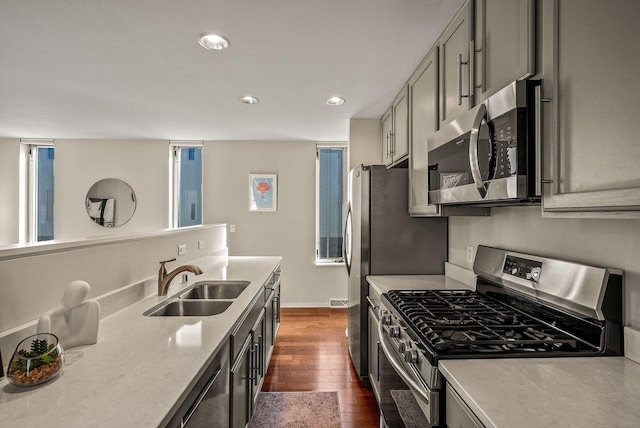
[440,357,640,428]
[0,255,281,428]
[367,274,474,296]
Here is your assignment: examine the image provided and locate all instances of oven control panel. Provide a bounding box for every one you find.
[503,255,542,282]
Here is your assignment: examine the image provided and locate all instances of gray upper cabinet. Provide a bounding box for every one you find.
[439,1,473,127]
[381,106,393,166]
[540,0,640,217]
[474,0,535,103]
[409,48,440,216]
[381,86,409,167]
[392,87,409,164]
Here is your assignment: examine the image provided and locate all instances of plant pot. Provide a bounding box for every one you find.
[7,333,64,387]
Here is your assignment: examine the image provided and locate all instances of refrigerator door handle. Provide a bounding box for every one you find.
[343,202,352,275]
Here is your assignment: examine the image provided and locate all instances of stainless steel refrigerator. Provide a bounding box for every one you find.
[344,165,447,382]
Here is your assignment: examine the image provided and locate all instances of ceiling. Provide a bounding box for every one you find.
[0,0,463,142]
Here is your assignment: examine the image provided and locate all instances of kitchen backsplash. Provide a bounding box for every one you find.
[449,206,640,328]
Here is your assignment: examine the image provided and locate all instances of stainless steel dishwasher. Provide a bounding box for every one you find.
[165,340,230,428]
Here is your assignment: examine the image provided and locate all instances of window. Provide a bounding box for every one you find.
[25,141,55,242]
[315,144,347,263]
[171,143,203,228]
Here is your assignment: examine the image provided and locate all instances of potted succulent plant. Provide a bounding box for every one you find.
[7,333,64,386]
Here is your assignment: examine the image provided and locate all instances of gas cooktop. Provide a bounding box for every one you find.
[384,289,605,358]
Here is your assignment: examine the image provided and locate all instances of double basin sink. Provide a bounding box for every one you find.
[144,281,250,317]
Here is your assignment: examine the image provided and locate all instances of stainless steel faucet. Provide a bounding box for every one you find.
[158,258,203,296]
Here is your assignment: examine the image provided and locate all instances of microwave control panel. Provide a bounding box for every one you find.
[490,110,518,179]
[503,255,542,282]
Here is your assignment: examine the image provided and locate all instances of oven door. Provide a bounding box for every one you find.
[378,323,440,427]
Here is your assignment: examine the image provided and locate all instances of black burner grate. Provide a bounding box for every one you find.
[385,290,601,356]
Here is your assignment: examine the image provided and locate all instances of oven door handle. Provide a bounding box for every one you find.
[378,322,431,405]
[468,103,488,198]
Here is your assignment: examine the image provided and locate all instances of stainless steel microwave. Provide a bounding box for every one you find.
[427,80,542,206]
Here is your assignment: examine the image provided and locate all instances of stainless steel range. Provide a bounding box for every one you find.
[377,245,624,427]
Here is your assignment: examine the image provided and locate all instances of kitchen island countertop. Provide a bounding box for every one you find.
[440,356,640,428]
[0,255,281,427]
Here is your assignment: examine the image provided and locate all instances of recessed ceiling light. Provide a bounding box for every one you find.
[239,96,259,104]
[197,33,230,50]
[326,96,345,106]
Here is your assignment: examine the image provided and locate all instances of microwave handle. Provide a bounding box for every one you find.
[468,103,488,198]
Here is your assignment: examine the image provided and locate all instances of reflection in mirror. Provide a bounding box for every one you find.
[85,179,136,227]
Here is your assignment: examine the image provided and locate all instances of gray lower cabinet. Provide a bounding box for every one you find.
[445,384,484,428]
[264,279,281,362]
[166,267,282,428]
[230,291,265,428]
[230,334,253,428]
[230,266,281,428]
[540,0,640,217]
[165,340,231,428]
[367,306,380,401]
[473,0,535,104]
[250,308,267,408]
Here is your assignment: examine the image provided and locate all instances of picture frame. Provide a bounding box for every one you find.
[249,174,277,212]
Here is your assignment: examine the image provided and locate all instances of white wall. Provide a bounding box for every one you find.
[349,118,381,170]
[0,138,171,244]
[55,139,169,239]
[0,226,226,334]
[0,139,21,245]
[449,206,640,327]
[203,140,347,307]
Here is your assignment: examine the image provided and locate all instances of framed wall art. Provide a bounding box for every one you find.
[249,173,277,212]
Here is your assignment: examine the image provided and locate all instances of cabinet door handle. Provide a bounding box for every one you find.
[253,339,262,386]
[386,132,390,159]
[249,344,257,383]
[536,87,554,189]
[469,40,476,100]
[535,85,543,195]
[458,51,471,106]
[390,132,395,156]
[457,53,464,105]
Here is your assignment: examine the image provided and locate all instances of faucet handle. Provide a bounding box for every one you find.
[159,258,177,266]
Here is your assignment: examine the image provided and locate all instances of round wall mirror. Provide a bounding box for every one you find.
[85,179,136,227]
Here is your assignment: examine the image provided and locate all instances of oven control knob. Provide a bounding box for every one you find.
[398,340,411,354]
[389,326,401,338]
[405,349,419,363]
[380,311,392,326]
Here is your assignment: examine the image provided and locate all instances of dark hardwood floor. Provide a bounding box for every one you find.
[262,308,380,427]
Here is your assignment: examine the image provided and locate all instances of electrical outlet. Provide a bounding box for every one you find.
[466,245,474,263]
[229,224,236,233]
[178,244,187,256]
[182,273,188,283]
[198,240,205,250]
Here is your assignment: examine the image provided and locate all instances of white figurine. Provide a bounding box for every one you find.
[37,280,100,349]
